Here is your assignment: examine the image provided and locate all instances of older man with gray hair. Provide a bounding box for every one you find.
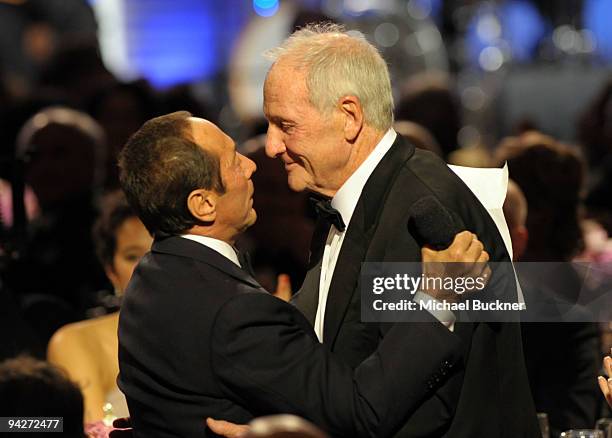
[211,23,539,438]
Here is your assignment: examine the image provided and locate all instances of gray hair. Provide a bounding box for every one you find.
[265,22,393,131]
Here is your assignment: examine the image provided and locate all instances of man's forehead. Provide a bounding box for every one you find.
[266,59,310,88]
[186,117,232,151]
[188,117,223,137]
[264,64,309,108]
[187,116,211,129]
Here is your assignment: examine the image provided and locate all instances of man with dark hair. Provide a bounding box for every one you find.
[117,111,225,236]
[116,113,487,437]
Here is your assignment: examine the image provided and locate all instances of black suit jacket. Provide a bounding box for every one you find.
[293,135,540,437]
[118,236,463,437]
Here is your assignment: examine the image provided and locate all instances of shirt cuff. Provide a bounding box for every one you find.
[414,291,456,332]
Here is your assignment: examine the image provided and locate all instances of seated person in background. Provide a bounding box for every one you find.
[48,191,153,423]
[0,355,84,437]
[117,112,488,437]
[498,133,602,436]
[10,107,108,331]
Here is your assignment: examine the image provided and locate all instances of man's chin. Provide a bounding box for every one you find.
[287,176,309,193]
[244,209,257,229]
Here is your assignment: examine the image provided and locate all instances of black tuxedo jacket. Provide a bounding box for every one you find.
[118,236,463,437]
[293,135,540,438]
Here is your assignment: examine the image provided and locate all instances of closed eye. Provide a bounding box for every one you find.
[280,122,294,133]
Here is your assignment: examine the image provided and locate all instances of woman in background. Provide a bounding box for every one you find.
[48,191,152,423]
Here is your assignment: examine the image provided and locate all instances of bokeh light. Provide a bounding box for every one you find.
[584,0,612,61]
[253,0,279,17]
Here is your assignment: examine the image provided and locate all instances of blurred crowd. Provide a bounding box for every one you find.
[0,1,611,437]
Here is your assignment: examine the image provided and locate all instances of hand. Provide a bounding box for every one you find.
[109,417,133,438]
[421,231,491,302]
[206,418,250,438]
[273,274,292,302]
[598,351,612,408]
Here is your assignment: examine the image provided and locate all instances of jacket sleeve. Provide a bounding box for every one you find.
[211,292,462,438]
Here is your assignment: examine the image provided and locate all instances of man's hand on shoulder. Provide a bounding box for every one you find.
[272,274,292,302]
[206,418,249,438]
[421,230,491,302]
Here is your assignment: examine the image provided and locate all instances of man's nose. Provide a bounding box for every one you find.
[246,156,257,176]
[240,154,257,177]
[264,126,285,158]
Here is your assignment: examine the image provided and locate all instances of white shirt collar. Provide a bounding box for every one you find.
[331,128,397,230]
[180,234,241,267]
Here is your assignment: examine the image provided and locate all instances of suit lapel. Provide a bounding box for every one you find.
[292,217,330,325]
[152,236,262,290]
[323,137,415,345]
[291,260,322,325]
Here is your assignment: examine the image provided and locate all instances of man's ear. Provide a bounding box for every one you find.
[339,95,363,142]
[187,188,217,223]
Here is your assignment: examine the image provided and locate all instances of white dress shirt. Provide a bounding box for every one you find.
[180,234,241,267]
[313,129,457,342]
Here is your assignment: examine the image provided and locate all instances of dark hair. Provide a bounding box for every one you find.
[578,78,612,168]
[118,111,224,236]
[395,73,461,159]
[93,190,139,268]
[496,133,585,261]
[0,356,84,437]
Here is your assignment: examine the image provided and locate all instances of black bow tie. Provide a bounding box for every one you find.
[312,197,346,232]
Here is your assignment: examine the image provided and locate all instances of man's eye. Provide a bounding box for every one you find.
[280,123,293,132]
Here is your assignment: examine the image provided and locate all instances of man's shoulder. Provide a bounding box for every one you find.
[124,246,265,320]
[374,147,510,262]
[397,149,469,204]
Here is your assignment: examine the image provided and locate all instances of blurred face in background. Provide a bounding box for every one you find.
[106,216,153,293]
[26,124,97,208]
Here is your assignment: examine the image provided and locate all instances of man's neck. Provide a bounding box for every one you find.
[327,127,387,198]
[185,225,237,246]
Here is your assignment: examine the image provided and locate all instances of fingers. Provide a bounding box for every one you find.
[421,246,436,261]
[477,250,490,264]
[421,232,483,262]
[599,353,612,408]
[206,418,250,438]
[273,274,292,302]
[471,250,490,276]
[464,250,490,280]
[450,231,475,252]
[109,429,133,438]
[463,236,485,262]
[599,376,612,406]
[112,417,132,428]
[109,419,133,438]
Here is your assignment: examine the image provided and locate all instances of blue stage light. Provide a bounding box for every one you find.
[253,0,279,18]
[584,0,612,61]
[466,0,546,69]
[124,0,217,88]
[500,0,547,62]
